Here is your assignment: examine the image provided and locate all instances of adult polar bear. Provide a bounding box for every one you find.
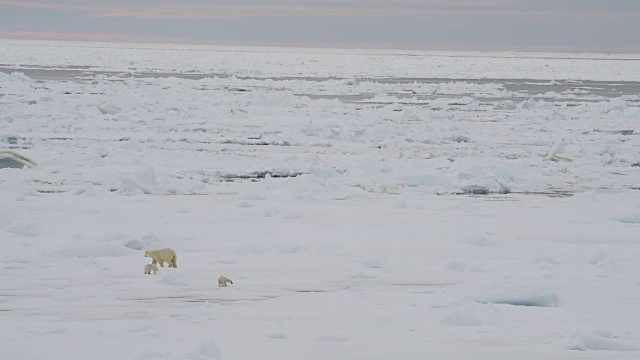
[145,248,177,268]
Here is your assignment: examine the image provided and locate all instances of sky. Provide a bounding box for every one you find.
[0,0,639,53]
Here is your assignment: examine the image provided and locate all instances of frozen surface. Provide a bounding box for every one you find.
[1,40,640,359]
[2,39,640,81]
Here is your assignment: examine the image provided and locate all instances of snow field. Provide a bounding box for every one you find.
[1,40,640,359]
[2,190,640,359]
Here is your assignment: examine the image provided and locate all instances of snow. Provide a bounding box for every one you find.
[1,39,640,359]
[569,330,639,352]
[616,207,640,224]
[476,286,559,307]
[0,71,34,83]
[440,308,484,327]
[2,39,640,81]
[160,273,188,287]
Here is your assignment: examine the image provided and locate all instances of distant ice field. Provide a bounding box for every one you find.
[2,39,640,81]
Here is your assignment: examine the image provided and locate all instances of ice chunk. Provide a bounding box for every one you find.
[0,115,16,123]
[97,103,122,115]
[543,139,566,162]
[519,98,552,110]
[588,251,608,265]
[119,139,145,153]
[615,207,640,223]
[0,135,19,145]
[119,167,157,194]
[588,251,615,271]
[0,71,33,82]
[73,184,109,196]
[461,185,490,195]
[91,155,106,167]
[309,166,339,179]
[552,154,573,162]
[593,129,634,135]
[160,273,187,286]
[4,222,45,236]
[0,180,37,196]
[189,340,221,359]
[363,258,383,269]
[123,233,162,250]
[477,286,558,307]
[569,330,638,351]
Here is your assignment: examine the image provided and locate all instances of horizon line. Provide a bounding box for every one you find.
[1,32,639,56]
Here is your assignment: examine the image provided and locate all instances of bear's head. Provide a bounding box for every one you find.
[144,250,150,257]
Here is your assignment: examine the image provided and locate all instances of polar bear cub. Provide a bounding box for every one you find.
[218,276,233,287]
[144,264,158,274]
[144,248,177,268]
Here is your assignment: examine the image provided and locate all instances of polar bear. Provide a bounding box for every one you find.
[144,248,177,268]
[144,263,158,274]
[218,276,233,287]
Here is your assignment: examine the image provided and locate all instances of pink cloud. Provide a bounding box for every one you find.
[0,29,231,45]
[0,1,105,12]
[0,0,636,21]
[0,30,132,42]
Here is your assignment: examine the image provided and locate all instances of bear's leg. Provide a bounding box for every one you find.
[157,259,164,267]
[171,256,177,268]
[151,258,157,265]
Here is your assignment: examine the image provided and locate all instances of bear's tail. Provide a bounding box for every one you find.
[172,254,177,268]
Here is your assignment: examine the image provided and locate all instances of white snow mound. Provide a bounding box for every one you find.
[476,285,559,307]
[615,207,640,224]
[569,330,638,351]
[188,340,222,359]
[160,272,187,286]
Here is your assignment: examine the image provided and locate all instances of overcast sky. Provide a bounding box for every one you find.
[0,0,638,52]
